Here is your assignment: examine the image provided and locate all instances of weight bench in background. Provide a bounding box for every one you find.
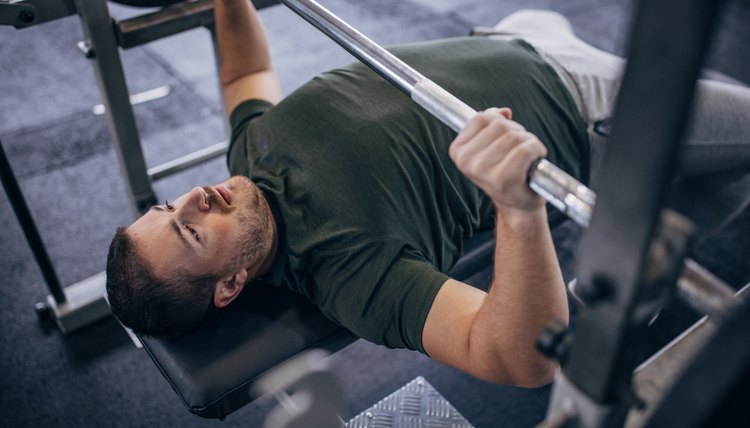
[138,230,495,420]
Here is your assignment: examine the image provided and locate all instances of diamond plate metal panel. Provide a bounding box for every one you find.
[346,377,474,428]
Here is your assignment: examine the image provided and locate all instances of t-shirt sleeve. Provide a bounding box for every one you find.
[226,99,274,174]
[310,240,448,354]
[229,99,274,134]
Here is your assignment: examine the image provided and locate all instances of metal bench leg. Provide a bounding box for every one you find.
[75,0,156,216]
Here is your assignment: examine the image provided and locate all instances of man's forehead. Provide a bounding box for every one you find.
[127,210,185,277]
[128,208,164,240]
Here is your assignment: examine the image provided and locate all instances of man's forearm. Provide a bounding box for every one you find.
[425,109,567,386]
[469,206,568,386]
[214,0,273,86]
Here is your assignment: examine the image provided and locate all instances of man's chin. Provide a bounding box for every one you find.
[224,175,253,190]
[222,176,260,210]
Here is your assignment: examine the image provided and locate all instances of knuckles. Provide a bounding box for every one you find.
[451,113,543,174]
[486,118,510,135]
[520,138,548,159]
[514,140,537,158]
[453,150,477,173]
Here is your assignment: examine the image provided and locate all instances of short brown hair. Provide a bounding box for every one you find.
[105,227,218,337]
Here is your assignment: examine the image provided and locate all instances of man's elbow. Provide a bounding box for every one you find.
[510,360,558,388]
[475,358,558,388]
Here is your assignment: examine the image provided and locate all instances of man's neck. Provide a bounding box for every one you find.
[248,192,278,281]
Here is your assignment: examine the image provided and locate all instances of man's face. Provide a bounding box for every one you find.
[127,176,270,281]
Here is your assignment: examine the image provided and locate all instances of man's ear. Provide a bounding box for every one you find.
[214,268,248,308]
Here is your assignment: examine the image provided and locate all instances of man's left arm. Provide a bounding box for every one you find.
[214,0,283,114]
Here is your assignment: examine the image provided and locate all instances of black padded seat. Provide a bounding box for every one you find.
[111,0,184,7]
[139,230,495,420]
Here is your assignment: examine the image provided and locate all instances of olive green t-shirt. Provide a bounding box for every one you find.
[227,37,589,353]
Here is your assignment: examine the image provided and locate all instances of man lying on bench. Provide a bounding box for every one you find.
[104,0,750,387]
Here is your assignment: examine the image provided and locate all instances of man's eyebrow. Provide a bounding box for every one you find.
[148,205,192,250]
[169,219,192,250]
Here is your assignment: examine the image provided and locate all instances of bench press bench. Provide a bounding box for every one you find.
[138,230,497,420]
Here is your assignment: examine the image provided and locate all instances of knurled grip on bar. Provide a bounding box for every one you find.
[279,0,597,227]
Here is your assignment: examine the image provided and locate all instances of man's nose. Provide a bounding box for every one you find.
[180,187,211,213]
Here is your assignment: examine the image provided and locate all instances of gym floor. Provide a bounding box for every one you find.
[1,0,748,427]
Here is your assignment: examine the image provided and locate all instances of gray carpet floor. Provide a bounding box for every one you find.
[1,0,748,427]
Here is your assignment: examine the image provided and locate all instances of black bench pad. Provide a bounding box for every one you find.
[139,230,494,420]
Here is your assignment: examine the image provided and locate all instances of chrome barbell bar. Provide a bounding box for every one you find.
[279,0,596,227]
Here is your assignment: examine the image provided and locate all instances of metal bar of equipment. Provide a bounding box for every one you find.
[625,283,750,428]
[540,0,729,427]
[0,138,65,304]
[0,0,76,29]
[75,0,156,216]
[148,141,229,181]
[115,0,216,49]
[676,258,737,323]
[0,138,110,333]
[278,0,596,228]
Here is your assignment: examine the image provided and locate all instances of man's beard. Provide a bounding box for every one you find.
[231,207,270,270]
[222,178,272,275]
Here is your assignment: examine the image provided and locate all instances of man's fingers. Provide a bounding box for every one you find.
[451,112,494,149]
[484,107,512,119]
[452,124,517,168]
[496,137,548,183]
[497,107,512,120]
[449,112,524,165]
[450,109,519,147]
[452,130,532,177]
[450,111,549,211]
[449,108,547,211]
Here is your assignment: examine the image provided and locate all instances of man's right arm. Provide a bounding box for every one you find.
[422,108,568,387]
[214,0,283,114]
